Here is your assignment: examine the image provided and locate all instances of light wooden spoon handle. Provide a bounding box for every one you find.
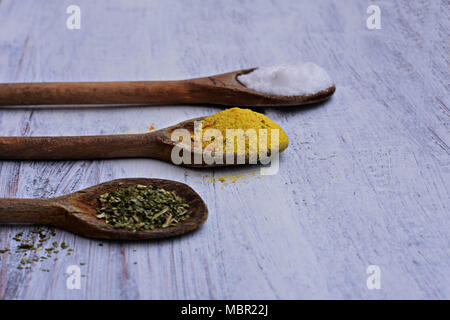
[0,198,61,224]
[0,132,171,161]
[0,81,202,106]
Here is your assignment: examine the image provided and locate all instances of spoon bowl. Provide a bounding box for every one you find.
[0,178,208,240]
[194,68,336,106]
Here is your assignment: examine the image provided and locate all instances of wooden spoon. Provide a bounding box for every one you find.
[0,178,208,240]
[0,116,271,167]
[0,68,335,107]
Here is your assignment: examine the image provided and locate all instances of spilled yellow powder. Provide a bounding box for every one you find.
[191,171,262,186]
[199,108,289,155]
[147,123,156,132]
[123,122,157,134]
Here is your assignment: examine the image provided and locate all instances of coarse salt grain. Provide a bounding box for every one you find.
[237,63,334,96]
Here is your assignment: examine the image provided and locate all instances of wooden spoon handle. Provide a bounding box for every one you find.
[0,133,170,161]
[0,198,61,224]
[0,81,201,105]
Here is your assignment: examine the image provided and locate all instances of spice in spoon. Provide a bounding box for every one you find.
[96,184,190,231]
[196,107,289,156]
[237,63,334,96]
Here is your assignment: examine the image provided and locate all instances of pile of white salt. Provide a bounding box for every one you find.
[237,63,333,96]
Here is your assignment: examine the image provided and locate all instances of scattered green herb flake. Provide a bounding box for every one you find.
[6,228,73,271]
[23,244,34,250]
[13,232,23,241]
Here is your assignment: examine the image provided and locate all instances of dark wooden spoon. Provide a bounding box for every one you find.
[0,68,335,107]
[0,116,273,167]
[0,178,208,240]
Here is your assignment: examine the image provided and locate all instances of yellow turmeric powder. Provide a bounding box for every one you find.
[198,108,289,155]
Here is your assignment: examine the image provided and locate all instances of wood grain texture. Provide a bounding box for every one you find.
[0,0,448,299]
[0,130,172,161]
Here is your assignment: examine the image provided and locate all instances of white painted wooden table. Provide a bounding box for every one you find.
[0,0,448,299]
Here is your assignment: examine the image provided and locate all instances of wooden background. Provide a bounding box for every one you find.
[0,0,448,299]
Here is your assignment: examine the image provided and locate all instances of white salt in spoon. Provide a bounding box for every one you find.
[0,63,335,107]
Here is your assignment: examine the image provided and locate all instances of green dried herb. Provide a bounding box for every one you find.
[96,184,190,231]
[18,243,34,250]
[4,229,73,271]
[13,232,23,241]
